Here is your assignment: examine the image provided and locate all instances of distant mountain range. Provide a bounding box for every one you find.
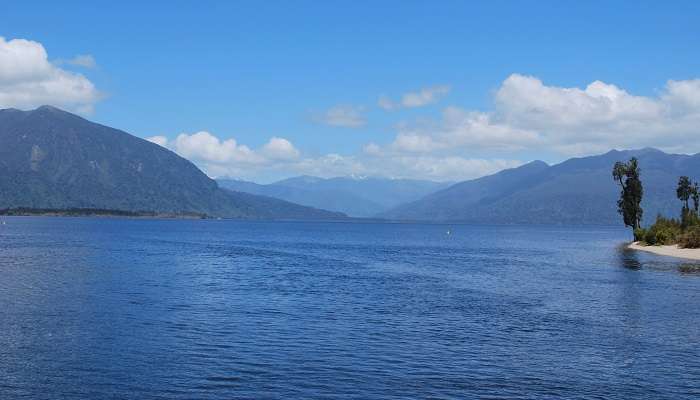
[2,106,695,225]
[217,176,451,217]
[0,106,344,220]
[381,148,700,225]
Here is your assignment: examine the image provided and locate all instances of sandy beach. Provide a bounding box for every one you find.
[628,242,700,260]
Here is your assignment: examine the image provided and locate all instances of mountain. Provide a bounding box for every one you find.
[217,178,383,217]
[0,106,345,219]
[217,176,452,217]
[381,148,700,225]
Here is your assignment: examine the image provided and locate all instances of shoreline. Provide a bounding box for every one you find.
[628,241,700,261]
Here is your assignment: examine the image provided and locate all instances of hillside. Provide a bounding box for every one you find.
[381,148,700,225]
[218,176,451,217]
[0,106,345,220]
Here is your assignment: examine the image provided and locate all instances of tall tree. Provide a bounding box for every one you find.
[612,157,643,232]
[692,182,700,214]
[677,176,692,211]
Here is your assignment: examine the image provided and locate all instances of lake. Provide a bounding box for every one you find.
[1,217,699,399]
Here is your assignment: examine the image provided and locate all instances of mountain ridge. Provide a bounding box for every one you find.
[0,106,345,220]
[381,148,700,225]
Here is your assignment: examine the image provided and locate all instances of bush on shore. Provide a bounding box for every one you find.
[638,214,700,248]
[679,225,700,248]
[639,215,681,245]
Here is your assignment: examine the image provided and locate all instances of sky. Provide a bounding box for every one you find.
[1,1,700,183]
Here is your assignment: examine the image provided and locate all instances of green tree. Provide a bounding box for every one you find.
[612,157,643,232]
[692,182,699,214]
[677,176,692,211]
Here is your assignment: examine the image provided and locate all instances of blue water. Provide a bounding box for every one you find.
[1,218,700,399]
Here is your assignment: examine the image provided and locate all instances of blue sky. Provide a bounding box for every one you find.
[2,1,700,182]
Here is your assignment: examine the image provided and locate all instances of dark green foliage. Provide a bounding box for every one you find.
[633,227,647,242]
[679,225,700,249]
[643,215,681,245]
[634,175,700,248]
[0,207,206,218]
[643,229,657,245]
[680,207,700,230]
[677,176,692,211]
[612,157,643,232]
[677,177,700,229]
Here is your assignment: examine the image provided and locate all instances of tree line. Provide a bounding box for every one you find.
[612,158,700,248]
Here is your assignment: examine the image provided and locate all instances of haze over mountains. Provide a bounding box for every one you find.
[381,148,699,225]
[217,176,450,217]
[0,106,344,219]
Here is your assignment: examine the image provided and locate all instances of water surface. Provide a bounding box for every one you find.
[1,218,699,399]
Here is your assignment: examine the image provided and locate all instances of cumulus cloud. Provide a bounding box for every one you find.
[493,74,700,154]
[261,137,300,160]
[390,106,540,154]
[147,132,308,178]
[146,130,511,182]
[379,85,450,110]
[0,37,100,113]
[380,74,700,158]
[148,131,286,166]
[313,105,366,127]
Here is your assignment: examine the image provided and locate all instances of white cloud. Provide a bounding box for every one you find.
[146,135,168,147]
[313,105,366,127]
[0,37,100,113]
[151,131,269,165]
[149,74,700,183]
[174,131,263,164]
[146,130,510,182]
[61,54,97,68]
[390,106,539,154]
[379,85,450,110]
[385,156,522,181]
[380,74,700,159]
[492,74,700,154]
[663,79,700,113]
[147,132,307,178]
[262,137,300,160]
[494,74,663,134]
[362,142,382,156]
[391,132,441,153]
[291,153,368,178]
[287,153,520,182]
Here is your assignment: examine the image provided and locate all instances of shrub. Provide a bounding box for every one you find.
[644,228,657,245]
[679,225,700,248]
[654,228,677,245]
[644,214,681,245]
[633,227,647,242]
